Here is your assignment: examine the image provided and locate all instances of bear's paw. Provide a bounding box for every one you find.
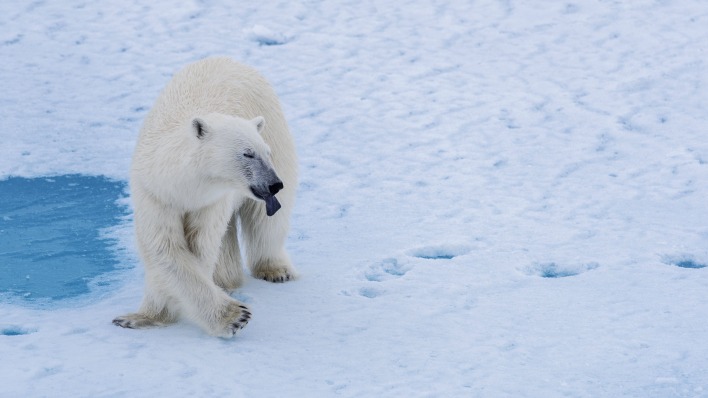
[252,261,297,283]
[112,313,166,329]
[218,302,252,338]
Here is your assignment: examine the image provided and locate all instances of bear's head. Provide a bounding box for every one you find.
[191,113,283,216]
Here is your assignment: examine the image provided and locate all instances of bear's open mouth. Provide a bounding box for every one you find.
[250,188,282,216]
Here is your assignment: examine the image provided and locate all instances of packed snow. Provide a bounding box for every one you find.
[1,0,708,396]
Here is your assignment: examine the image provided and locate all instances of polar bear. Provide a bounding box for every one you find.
[113,57,298,338]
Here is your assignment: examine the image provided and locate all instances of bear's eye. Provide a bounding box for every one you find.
[243,152,255,159]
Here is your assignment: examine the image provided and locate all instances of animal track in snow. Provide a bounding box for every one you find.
[662,254,707,269]
[365,258,409,282]
[357,243,472,299]
[363,244,471,283]
[407,244,471,260]
[1,326,36,336]
[526,262,599,278]
[358,287,384,298]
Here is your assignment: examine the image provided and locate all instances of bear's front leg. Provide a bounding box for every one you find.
[114,240,251,337]
[239,200,298,283]
[117,196,252,337]
[144,228,252,338]
[213,214,245,292]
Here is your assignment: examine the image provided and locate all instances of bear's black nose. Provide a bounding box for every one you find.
[269,181,284,195]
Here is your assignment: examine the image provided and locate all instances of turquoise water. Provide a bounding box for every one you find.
[0,175,128,301]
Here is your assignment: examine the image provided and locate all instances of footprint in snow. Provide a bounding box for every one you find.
[352,243,473,298]
[1,326,36,336]
[526,262,599,278]
[364,258,410,282]
[363,244,470,282]
[406,244,471,260]
[358,287,384,298]
[661,254,707,269]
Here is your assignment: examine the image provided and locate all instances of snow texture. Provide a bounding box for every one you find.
[1,0,708,397]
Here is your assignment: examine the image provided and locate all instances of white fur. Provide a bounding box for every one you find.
[113,57,298,337]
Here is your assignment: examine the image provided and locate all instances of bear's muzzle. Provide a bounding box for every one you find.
[250,181,283,216]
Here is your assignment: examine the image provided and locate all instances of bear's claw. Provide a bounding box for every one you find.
[254,269,295,283]
[112,317,135,329]
[221,301,252,337]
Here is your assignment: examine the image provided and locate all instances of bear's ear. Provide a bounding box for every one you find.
[192,118,207,139]
[251,116,265,135]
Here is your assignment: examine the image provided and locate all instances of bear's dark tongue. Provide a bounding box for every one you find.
[265,195,281,216]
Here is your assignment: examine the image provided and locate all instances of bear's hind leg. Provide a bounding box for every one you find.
[213,214,244,292]
[239,200,297,283]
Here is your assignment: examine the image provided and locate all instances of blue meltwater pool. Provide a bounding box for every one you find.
[0,175,129,303]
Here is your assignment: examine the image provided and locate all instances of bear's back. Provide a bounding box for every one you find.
[141,57,276,136]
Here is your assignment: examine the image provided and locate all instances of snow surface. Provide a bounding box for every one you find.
[1,0,708,396]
